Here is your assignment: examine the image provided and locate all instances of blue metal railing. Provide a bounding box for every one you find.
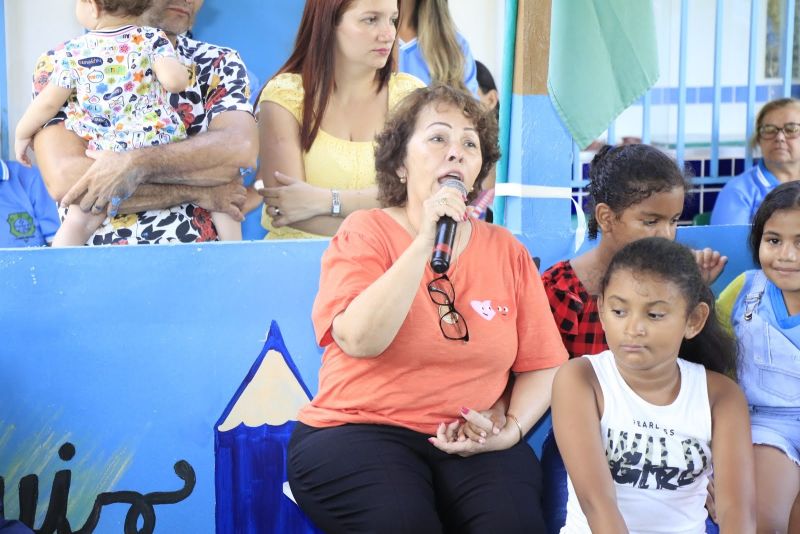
[493,0,519,227]
[710,0,724,179]
[746,0,762,169]
[571,0,798,194]
[676,0,689,168]
[783,0,796,97]
[641,91,652,145]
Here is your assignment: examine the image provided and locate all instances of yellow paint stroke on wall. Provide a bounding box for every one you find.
[0,424,14,455]
[1,415,135,529]
[218,349,311,431]
[2,410,70,487]
[65,445,134,527]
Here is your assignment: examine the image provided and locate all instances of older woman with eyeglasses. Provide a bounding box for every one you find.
[287,85,567,533]
[712,97,800,225]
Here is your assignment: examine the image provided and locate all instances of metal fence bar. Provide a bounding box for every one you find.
[746,0,761,169]
[572,141,581,184]
[676,0,689,167]
[783,0,796,97]
[710,0,724,179]
[493,0,519,227]
[692,176,739,186]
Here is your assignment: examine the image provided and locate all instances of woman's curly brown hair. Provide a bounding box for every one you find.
[375,84,501,207]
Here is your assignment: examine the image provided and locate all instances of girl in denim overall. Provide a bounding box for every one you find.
[717,180,800,533]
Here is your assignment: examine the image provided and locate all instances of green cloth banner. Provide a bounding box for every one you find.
[548,0,659,149]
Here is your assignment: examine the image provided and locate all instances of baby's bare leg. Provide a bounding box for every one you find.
[211,212,242,241]
[51,206,106,247]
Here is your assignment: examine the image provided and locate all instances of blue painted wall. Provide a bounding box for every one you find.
[1,241,328,531]
[506,93,576,269]
[192,1,306,241]
[193,0,305,100]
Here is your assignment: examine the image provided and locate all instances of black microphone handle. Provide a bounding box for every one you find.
[430,215,457,274]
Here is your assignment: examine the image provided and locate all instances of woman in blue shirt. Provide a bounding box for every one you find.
[397,0,478,96]
[711,98,800,225]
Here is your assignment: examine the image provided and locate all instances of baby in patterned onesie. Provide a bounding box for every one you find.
[15,0,241,245]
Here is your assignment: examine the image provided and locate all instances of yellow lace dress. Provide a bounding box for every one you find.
[259,72,425,239]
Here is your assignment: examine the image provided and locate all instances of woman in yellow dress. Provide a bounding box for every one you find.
[251,0,424,239]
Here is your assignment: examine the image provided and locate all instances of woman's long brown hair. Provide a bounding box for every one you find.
[261,0,399,152]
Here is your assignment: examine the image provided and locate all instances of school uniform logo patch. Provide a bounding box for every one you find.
[7,212,35,238]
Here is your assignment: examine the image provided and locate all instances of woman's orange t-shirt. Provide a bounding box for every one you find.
[299,209,568,435]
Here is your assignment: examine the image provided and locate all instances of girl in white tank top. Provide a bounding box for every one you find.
[552,238,756,533]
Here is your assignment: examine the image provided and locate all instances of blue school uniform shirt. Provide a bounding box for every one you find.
[0,160,59,247]
[722,271,800,347]
[766,278,800,344]
[710,160,778,225]
[397,33,479,96]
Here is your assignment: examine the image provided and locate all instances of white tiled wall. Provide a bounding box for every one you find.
[613,0,777,151]
[4,0,82,153]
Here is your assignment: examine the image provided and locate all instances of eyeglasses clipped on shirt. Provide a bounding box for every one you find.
[427,274,470,342]
[758,122,800,140]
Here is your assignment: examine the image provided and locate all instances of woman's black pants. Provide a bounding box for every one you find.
[287,422,546,534]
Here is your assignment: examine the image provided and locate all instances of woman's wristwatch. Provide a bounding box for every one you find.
[330,189,341,217]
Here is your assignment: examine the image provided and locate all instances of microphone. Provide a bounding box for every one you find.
[430,178,468,274]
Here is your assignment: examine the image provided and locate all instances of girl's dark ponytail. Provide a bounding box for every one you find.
[586,144,690,240]
[679,284,736,375]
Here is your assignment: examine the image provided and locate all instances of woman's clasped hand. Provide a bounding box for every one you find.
[429,407,515,457]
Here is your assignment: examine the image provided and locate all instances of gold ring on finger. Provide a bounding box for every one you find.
[438,198,447,206]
